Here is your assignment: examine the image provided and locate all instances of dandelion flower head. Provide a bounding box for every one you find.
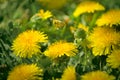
[12,30,48,58]
[96,9,120,27]
[73,1,105,17]
[7,64,43,80]
[81,70,115,80]
[61,66,76,80]
[44,41,78,59]
[88,27,120,56]
[36,9,52,20]
[107,49,120,68]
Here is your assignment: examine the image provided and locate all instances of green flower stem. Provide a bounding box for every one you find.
[60,26,66,37]
[99,58,102,70]
[84,45,87,68]
[89,12,100,30]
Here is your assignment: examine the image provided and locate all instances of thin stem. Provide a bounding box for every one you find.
[89,12,100,30]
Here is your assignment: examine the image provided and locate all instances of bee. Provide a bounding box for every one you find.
[52,19,66,28]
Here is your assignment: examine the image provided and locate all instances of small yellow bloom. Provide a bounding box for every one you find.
[88,27,120,56]
[44,41,78,59]
[61,66,76,80]
[7,64,43,80]
[36,9,52,20]
[107,49,120,68]
[81,71,115,80]
[12,30,48,58]
[38,0,67,9]
[78,23,88,33]
[73,1,105,17]
[96,9,120,27]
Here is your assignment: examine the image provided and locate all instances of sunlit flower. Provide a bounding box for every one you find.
[7,64,43,80]
[78,23,88,33]
[107,49,120,68]
[88,27,120,56]
[96,9,120,27]
[36,9,52,20]
[61,66,76,80]
[73,1,105,17]
[12,30,48,58]
[38,0,67,9]
[81,71,115,80]
[44,41,78,59]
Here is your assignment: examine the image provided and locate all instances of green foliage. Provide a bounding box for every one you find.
[0,0,120,80]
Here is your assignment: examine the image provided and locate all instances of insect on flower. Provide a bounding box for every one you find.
[52,19,66,28]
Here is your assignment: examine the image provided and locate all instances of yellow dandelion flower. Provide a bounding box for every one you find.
[44,41,78,59]
[78,23,88,33]
[12,30,48,58]
[96,9,120,27]
[88,27,120,56]
[38,0,67,9]
[61,66,76,80]
[107,49,120,68]
[81,71,115,80]
[73,1,105,17]
[36,9,52,20]
[7,64,43,80]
